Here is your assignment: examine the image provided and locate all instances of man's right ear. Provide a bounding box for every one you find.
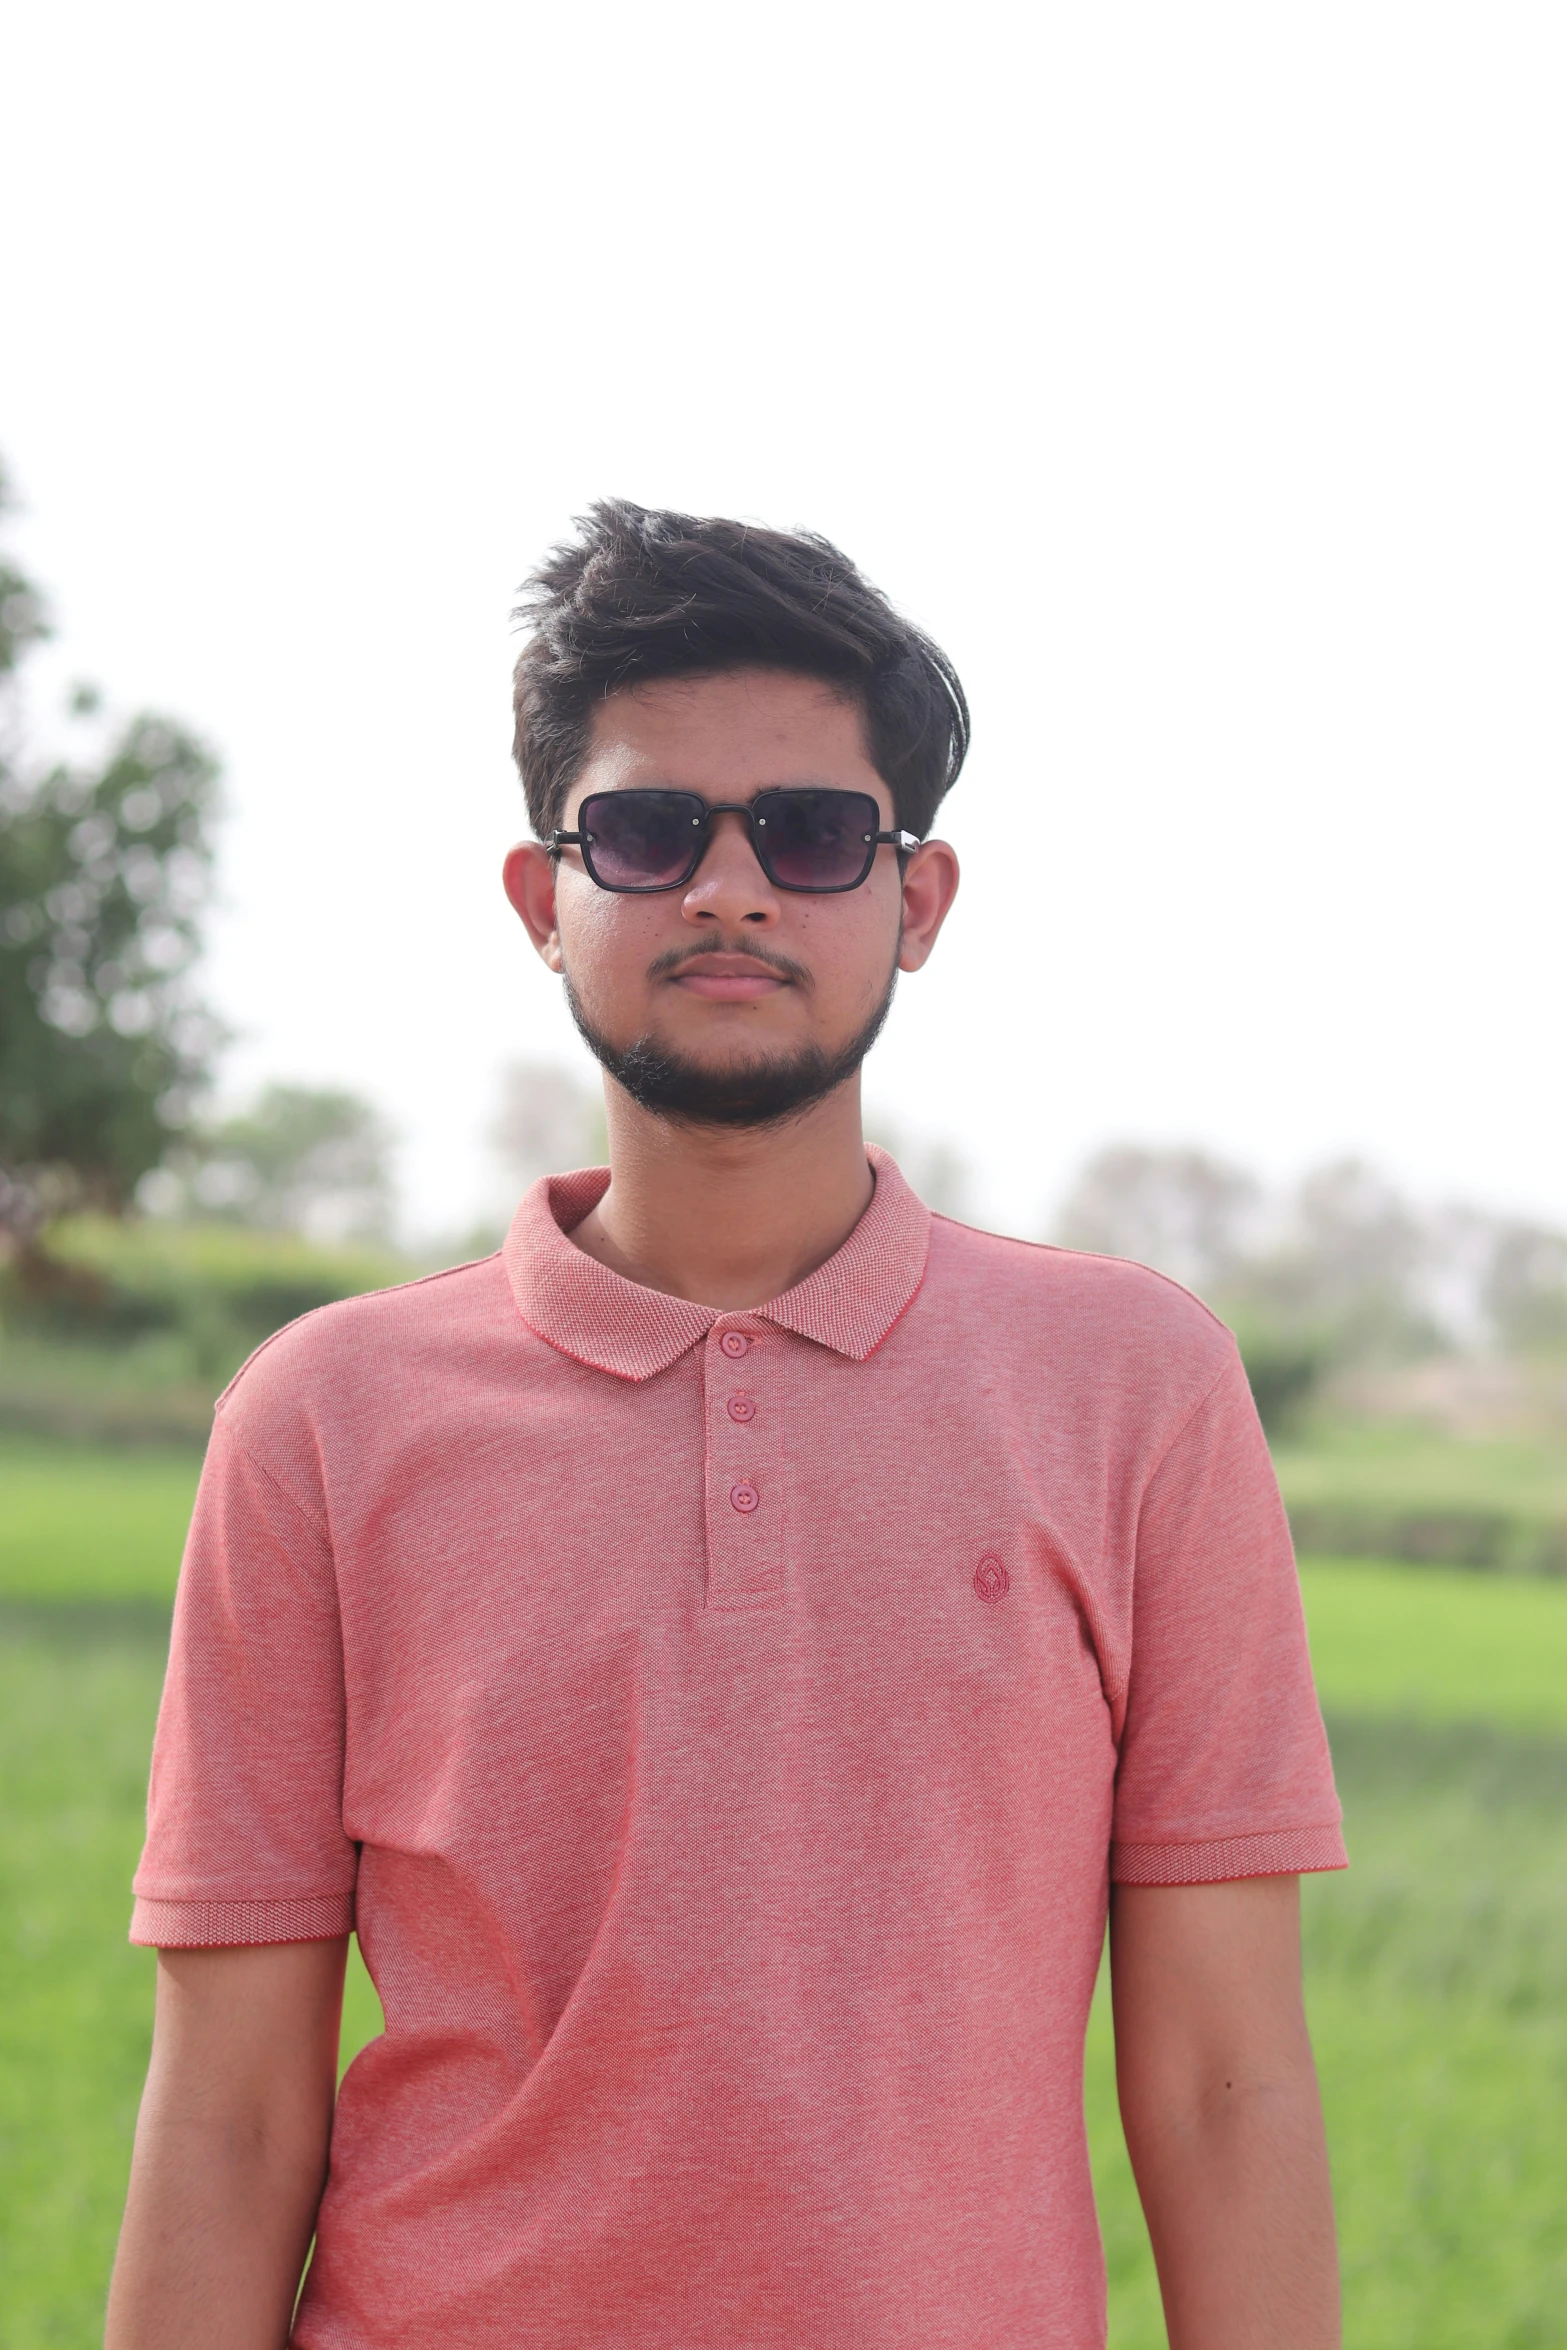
[502,842,564,971]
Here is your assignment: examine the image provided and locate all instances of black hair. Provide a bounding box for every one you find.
[510,499,969,840]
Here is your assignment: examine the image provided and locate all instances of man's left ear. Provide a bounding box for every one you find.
[896,839,960,973]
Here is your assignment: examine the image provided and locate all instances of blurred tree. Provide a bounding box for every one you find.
[863,1120,973,1220]
[490,1061,604,1195]
[1052,1145,1262,1294]
[1484,1223,1567,1357]
[1231,1159,1437,1361]
[0,461,51,678]
[0,462,223,1238]
[1051,1146,1454,1434]
[151,1083,397,1244]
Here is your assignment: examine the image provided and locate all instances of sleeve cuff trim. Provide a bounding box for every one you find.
[129,1893,354,1947]
[1112,1825,1348,1885]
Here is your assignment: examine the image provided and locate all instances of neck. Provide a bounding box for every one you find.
[566,1076,875,1309]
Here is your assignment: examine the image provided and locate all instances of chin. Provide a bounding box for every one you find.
[566,971,894,1130]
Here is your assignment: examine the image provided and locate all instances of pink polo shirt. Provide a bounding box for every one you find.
[132,1148,1344,2350]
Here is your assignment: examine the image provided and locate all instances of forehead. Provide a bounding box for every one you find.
[576,668,888,808]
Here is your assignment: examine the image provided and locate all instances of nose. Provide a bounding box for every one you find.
[681,809,781,928]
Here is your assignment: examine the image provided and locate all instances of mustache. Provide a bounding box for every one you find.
[645,935,813,989]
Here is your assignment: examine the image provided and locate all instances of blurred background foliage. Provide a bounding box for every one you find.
[0,465,223,1241]
[1054,1142,1567,1421]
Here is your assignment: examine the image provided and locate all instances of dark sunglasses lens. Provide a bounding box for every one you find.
[759,791,880,888]
[582,792,700,888]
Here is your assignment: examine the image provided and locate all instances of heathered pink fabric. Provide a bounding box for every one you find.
[132,1148,1344,2350]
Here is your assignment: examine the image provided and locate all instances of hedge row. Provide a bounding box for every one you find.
[1287,1503,1567,1578]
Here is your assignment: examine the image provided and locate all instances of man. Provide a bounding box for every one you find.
[109,501,1345,2349]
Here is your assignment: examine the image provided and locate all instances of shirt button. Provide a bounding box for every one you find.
[726,1394,756,1423]
[730,1480,760,1514]
[719,1331,749,1359]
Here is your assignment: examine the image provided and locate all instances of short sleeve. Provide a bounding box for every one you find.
[130,1412,358,1946]
[1110,1343,1347,1886]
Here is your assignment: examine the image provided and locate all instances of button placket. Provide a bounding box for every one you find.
[703,1321,783,1610]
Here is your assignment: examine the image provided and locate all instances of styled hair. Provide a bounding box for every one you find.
[510,499,969,840]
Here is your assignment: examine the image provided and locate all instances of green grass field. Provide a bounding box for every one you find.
[1272,1418,1567,1519]
[2,1438,1565,2345]
[0,1434,202,1605]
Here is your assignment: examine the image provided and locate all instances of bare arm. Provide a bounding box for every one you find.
[1110,1875,1339,2350]
[106,1937,348,2350]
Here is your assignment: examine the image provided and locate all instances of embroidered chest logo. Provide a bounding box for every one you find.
[973,1554,1010,1604]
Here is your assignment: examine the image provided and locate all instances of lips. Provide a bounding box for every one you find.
[676,963,789,1001]
[670,956,789,1001]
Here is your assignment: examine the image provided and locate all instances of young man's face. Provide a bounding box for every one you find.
[504,668,959,1125]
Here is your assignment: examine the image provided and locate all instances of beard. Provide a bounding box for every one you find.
[563,960,899,1131]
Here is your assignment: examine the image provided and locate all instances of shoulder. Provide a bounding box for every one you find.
[211,1251,517,1457]
[923,1214,1240,1397]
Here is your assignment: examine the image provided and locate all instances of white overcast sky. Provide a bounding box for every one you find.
[3,2,1563,1242]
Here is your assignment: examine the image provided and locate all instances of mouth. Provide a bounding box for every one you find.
[653,943,808,1003]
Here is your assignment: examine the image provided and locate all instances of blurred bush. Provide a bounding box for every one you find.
[0,1215,406,1398]
[1223,1321,1336,1440]
[1285,1502,1567,1577]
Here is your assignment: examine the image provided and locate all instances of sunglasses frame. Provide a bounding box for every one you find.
[550,788,921,895]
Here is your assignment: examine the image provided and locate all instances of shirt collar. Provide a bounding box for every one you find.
[503,1144,931,1382]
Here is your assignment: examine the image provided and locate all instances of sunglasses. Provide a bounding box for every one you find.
[550,789,920,894]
